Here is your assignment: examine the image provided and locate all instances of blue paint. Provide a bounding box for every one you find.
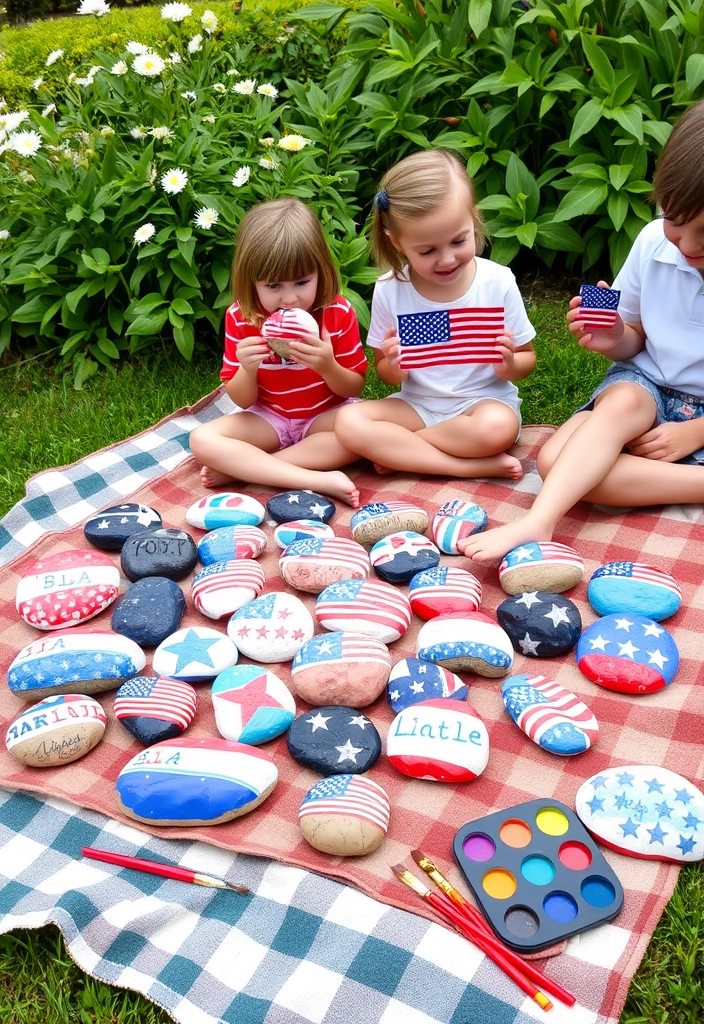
[581,876,615,908]
[543,891,578,924]
[520,855,555,885]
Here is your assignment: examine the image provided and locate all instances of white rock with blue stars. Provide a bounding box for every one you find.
[416,611,513,677]
[152,626,238,682]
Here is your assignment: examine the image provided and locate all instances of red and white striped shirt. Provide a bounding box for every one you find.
[220,297,367,419]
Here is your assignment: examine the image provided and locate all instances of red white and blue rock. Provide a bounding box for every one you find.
[16,549,120,630]
[152,626,238,682]
[198,525,267,565]
[576,612,679,694]
[279,537,370,594]
[5,694,107,767]
[350,501,429,545]
[262,307,319,360]
[190,559,265,620]
[387,697,489,782]
[499,541,584,595]
[113,675,197,746]
[387,657,467,714]
[286,705,381,775]
[315,578,411,643]
[431,500,487,554]
[409,566,482,620]
[299,774,390,856]
[496,591,582,658]
[502,674,598,756]
[266,490,335,524]
[121,528,198,583]
[84,503,162,551]
[274,520,334,549]
[186,492,265,530]
[115,737,279,825]
[575,765,704,864]
[588,562,682,622]
[211,665,295,745]
[291,631,392,708]
[227,592,314,663]
[8,629,146,700]
[370,531,440,585]
[416,611,514,677]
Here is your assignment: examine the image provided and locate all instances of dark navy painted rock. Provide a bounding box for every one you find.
[387,657,467,714]
[111,577,186,647]
[267,490,335,524]
[84,503,162,551]
[496,591,582,658]
[588,562,682,622]
[286,705,381,775]
[121,528,198,583]
[576,612,679,694]
[370,531,439,585]
[198,525,267,566]
[114,675,197,745]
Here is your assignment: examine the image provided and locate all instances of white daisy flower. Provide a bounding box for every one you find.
[257,83,278,98]
[187,34,203,53]
[133,52,166,77]
[285,25,296,34]
[278,134,309,152]
[169,51,182,64]
[77,0,110,14]
[201,9,218,33]
[232,165,251,187]
[150,125,171,139]
[111,60,128,75]
[31,77,44,90]
[201,114,215,123]
[213,83,226,93]
[0,229,9,241]
[126,41,150,55]
[130,126,147,139]
[134,222,156,244]
[11,130,42,156]
[259,155,278,170]
[46,49,64,66]
[233,78,256,95]
[194,206,218,229]
[42,103,57,117]
[0,111,29,133]
[276,35,287,43]
[161,167,188,193]
[259,136,275,147]
[226,68,240,76]
[181,90,197,101]
[100,125,115,136]
[160,2,192,21]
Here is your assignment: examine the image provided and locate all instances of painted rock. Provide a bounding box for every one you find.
[370,531,440,585]
[267,490,335,524]
[576,765,704,864]
[315,578,411,643]
[16,549,120,630]
[291,632,392,708]
[5,694,107,767]
[152,626,238,682]
[502,674,599,755]
[350,501,429,545]
[416,612,513,677]
[279,537,370,594]
[191,560,265,620]
[432,499,487,554]
[409,566,482,620]
[387,697,489,782]
[84,503,161,551]
[115,737,278,825]
[576,613,679,694]
[273,519,335,549]
[8,629,146,699]
[286,705,381,775]
[496,591,582,658]
[121,528,198,583]
[499,541,584,595]
[211,665,296,745]
[588,562,682,622]
[198,525,267,565]
[299,774,390,856]
[387,657,467,714]
[262,307,319,360]
[114,676,197,745]
[185,492,265,530]
[228,592,314,662]
[111,577,186,647]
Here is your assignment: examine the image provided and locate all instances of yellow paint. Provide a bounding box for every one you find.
[536,807,569,836]
[499,819,532,848]
[482,868,517,899]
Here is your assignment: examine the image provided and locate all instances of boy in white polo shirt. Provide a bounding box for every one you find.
[461,98,704,562]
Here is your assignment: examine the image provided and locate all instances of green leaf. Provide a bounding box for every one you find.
[97,336,120,359]
[125,310,169,337]
[582,34,615,94]
[642,121,673,146]
[107,304,124,336]
[468,0,492,38]
[177,237,196,266]
[73,356,98,391]
[488,236,521,265]
[608,192,629,232]
[40,298,64,331]
[11,295,57,324]
[553,182,609,221]
[173,321,195,360]
[535,220,584,252]
[516,222,538,247]
[686,53,704,94]
[132,293,168,315]
[171,298,194,316]
[66,205,85,224]
[506,153,540,220]
[171,258,200,289]
[611,104,643,142]
[175,227,193,242]
[212,262,231,293]
[569,98,603,146]
[608,164,632,190]
[539,93,558,119]
[289,2,347,19]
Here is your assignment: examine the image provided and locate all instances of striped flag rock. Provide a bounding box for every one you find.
[197,525,267,565]
[279,537,370,594]
[291,631,392,708]
[499,541,584,595]
[298,774,390,856]
[501,674,599,756]
[262,307,319,359]
[409,566,482,620]
[588,561,682,622]
[431,500,487,554]
[315,578,412,643]
[350,501,429,545]
[578,284,620,330]
[114,675,197,745]
[16,549,120,630]
[185,493,265,530]
[416,611,513,677]
[191,559,265,620]
[386,657,467,714]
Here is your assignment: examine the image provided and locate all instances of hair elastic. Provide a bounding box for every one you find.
[374,188,390,213]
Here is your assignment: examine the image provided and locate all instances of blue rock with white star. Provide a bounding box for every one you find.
[496,591,581,658]
[387,657,467,713]
[111,577,186,647]
[84,503,162,551]
[576,765,704,863]
[576,612,679,694]
[267,490,335,524]
[286,705,381,775]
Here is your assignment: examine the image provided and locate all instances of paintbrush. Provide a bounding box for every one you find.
[82,847,250,893]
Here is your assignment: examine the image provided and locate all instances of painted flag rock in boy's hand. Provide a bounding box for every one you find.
[432,499,487,553]
[416,611,513,677]
[502,674,598,756]
[262,307,319,360]
[211,665,296,745]
[191,559,265,620]
[350,501,429,544]
[409,566,482,620]
[387,657,467,714]
[198,525,267,565]
[121,527,198,583]
[273,519,334,549]
[315,578,411,643]
[287,705,381,775]
[228,592,314,663]
[16,549,120,630]
[114,676,198,746]
[280,537,370,593]
[499,541,584,595]
[576,613,679,694]
[111,576,186,647]
[387,698,489,782]
[84,503,162,551]
[496,591,581,657]
[267,489,335,524]
[6,694,107,767]
[370,531,440,585]
[291,631,392,708]
[186,493,266,530]
[578,284,620,330]
[299,774,390,856]
[152,626,238,682]
[588,561,682,622]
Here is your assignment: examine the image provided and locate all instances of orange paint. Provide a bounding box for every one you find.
[482,868,517,899]
[499,819,532,848]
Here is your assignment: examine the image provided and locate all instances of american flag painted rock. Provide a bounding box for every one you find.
[431,500,487,554]
[291,631,392,708]
[501,674,599,756]
[576,765,704,864]
[370,531,440,585]
[185,493,265,530]
[499,541,584,595]
[350,501,429,545]
[262,307,319,359]
[576,612,679,694]
[298,774,390,856]
[84,503,161,552]
[266,490,335,524]
[113,675,197,745]
[387,657,467,714]
[409,566,482,620]
[120,528,198,583]
[8,629,146,699]
[198,525,267,565]
[16,549,120,630]
[228,592,314,663]
[152,626,238,682]
[588,561,682,622]
[315,578,411,643]
[279,537,370,594]
[115,736,278,825]
[5,694,107,767]
[387,697,489,782]
[496,591,582,658]
[416,611,514,677]
[578,284,620,330]
[273,519,334,549]
[211,665,296,745]
[191,559,265,620]
[286,705,381,776]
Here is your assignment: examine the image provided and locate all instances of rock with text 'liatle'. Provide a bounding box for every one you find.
[387,697,489,782]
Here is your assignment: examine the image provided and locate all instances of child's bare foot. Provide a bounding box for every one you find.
[200,465,238,489]
[490,453,524,481]
[310,470,360,507]
[372,462,395,476]
[459,514,554,562]
[450,453,524,480]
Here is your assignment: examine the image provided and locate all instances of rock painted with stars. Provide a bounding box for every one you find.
[286,705,381,775]
[588,562,682,622]
[431,499,487,554]
[315,578,411,643]
[111,577,186,647]
[186,492,265,530]
[152,626,238,682]
[575,765,704,863]
[576,612,679,694]
[298,774,390,856]
[6,694,107,767]
[387,697,489,782]
[16,549,120,630]
[387,657,467,714]
[121,528,198,583]
[279,537,370,594]
[499,541,584,595]
[114,675,197,745]
[84,503,162,551]
[370,531,440,585]
[409,566,482,620]
[266,490,335,524]
[416,611,513,677]
[198,525,267,566]
[350,501,429,545]
[191,559,265,620]
[227,592,314,663]
[496,591,581,658]
[501,674,599,756]
[273,520,334,549]
[211,665,296,745]
[291,631,392,708]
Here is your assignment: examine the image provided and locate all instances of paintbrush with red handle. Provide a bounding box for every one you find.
[82,847,250,893]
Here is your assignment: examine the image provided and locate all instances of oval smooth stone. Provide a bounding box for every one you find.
[287,705,381,775]
[496,591,582,658]
[409,566,482,620]
[432,499,487,554]
[387,697,489,782]
[191,560,265,620]
[211,665,296,745]
[6,694,107,767]
[8,629,146,699]
[350,501,429,545]
[115,737,278,825]
[502,674,599,755]
[370,531,440,585]
[575,765,704,863]
[84,503,162,551]
[576,613,679,694]
[499,541,584,595]
[387,657,467,714]
[198,525,267,565]
[152,626,238,682]
[416,611,514,677]
[588,561,682,622]
[291,631,392,708]
[114,676,197,745]
[228,592,314,663]
[299,774,390,856]
[279,537,370,594]
[262,307,319,360]
[267,490,335,524]
[315,578,411,643]
[111,577,186,647]
[273,520,335,549]
[121,528,198,583]
[186,493,265,530]
[16,549,120,630]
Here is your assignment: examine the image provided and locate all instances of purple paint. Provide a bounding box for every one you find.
[462,833,495,862]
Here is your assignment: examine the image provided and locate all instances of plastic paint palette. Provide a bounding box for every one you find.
[453,799,624,952]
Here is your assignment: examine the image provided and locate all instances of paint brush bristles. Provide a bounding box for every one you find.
[390,864,431,897]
